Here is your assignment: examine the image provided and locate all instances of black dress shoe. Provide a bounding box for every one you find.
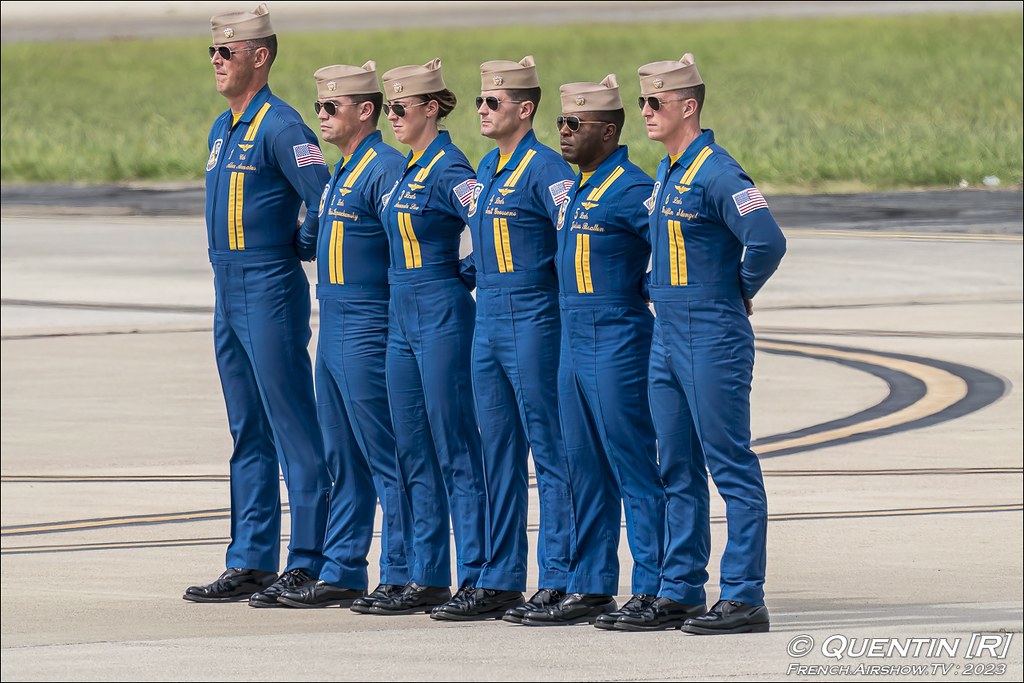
[614,596,706,631]
[368,582,452,615]
[521,593,616,626]
[503,588,564,624]
[276,580,365,608]
[182,567,277,603]
[350,583,405,614]
[248,568,316,608]
[593,593,657,630]
[681,599,770,634]
[430,587,525,621]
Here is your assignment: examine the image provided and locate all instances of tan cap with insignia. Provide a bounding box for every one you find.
[480,55,539,91]
[381,58,446,99]
[211,3,274,45]
[638,53,703,96]
[559,74,622,113]
[314,61,380,98]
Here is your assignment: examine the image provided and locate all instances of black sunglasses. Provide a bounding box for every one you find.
[382,101,428,118]
[475,96,524,111]
[556,116,610,133]
[209,45,254,61]
[638,96,688,111]
[314,100,363,116]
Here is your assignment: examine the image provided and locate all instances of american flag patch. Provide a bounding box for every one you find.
[548,179,574,206]
[293,143,326,167]
[452,178,479,207]
[732,187,768,216]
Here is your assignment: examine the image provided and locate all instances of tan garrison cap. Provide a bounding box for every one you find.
[211,3,274,45]
[559,74,622,113]
[381,58,446,99]
[638,53,703,96]
[480,56,539,90]
[315,62,380,98]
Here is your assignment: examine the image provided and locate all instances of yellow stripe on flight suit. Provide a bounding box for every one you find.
[243,103,272,142]
[398,150,446,268]
[666,146,714,284]
[330,221,344,284]
[586,166,624,201]
[574,233,594,293]
[494,218,513,272]
[668,220,686,286]
[344,149,377,189]
[414,151,446,183]
[398,212,422,268]
[226,102,272,249]
[491,150,537,272]
[228,172,244,250]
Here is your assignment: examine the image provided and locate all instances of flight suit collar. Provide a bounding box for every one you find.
[491,128,539,178]
[669,128,715,171]
[406,130,452,169]
[579,144,631,191]
[233,84,273,126]
[338,130,383,173]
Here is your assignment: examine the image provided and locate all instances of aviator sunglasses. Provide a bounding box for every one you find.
[382,101,429,117]
[556,115,611,132]
[314,100,363,116]
[475,96,524,111]
[209,45,255,60]
[638,96,688,111]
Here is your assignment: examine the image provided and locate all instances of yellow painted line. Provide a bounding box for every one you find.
[756,340,967,454]
[2,509,234,536]
[762,467,1021,477]
[1,475,230,483]
[785,228,1022,243]
[4,504,1018,555]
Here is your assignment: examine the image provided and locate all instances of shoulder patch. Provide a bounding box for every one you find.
[732,187,768,216]
[548,179,574,207]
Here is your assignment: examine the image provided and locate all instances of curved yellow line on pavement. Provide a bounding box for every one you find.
[756,340,968,454]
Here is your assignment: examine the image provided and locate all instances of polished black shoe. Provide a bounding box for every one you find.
[593,593,658,630]
[248,568,316,608]
[614,596,707,631]
[182,567,277,603]
[276,580,365,608]
[503,588,564,624]
[681,599,770,634]
[521,593,616,626]
[350,583,406,614]
[368,582,452,615]
[431,587,525,621]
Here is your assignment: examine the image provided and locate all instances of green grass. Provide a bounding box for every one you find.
[1,12,1021,191]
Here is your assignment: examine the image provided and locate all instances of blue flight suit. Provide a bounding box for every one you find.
[468,130,576,592]
[381,131,487,589]
[204,84,332,574]
[555,145,665,596]
[646,129,786,606]
[313,131,412,590]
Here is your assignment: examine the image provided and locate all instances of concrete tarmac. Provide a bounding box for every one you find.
[1,201,1021,680]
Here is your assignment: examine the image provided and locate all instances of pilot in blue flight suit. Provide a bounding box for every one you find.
[615,54,786,634]
[366,59,490,616]
[521,75,666,627]
[431,56,577,623]
[183,4,332,607]
[274,62,413,612]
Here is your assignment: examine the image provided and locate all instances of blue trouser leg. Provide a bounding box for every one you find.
[560,304,665,595]
[386,303,451,588]
[387,279,488,588]
[213,259,331,574]
[651,300,767,606]
[316,299,411,589]
[474,287,573,592]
